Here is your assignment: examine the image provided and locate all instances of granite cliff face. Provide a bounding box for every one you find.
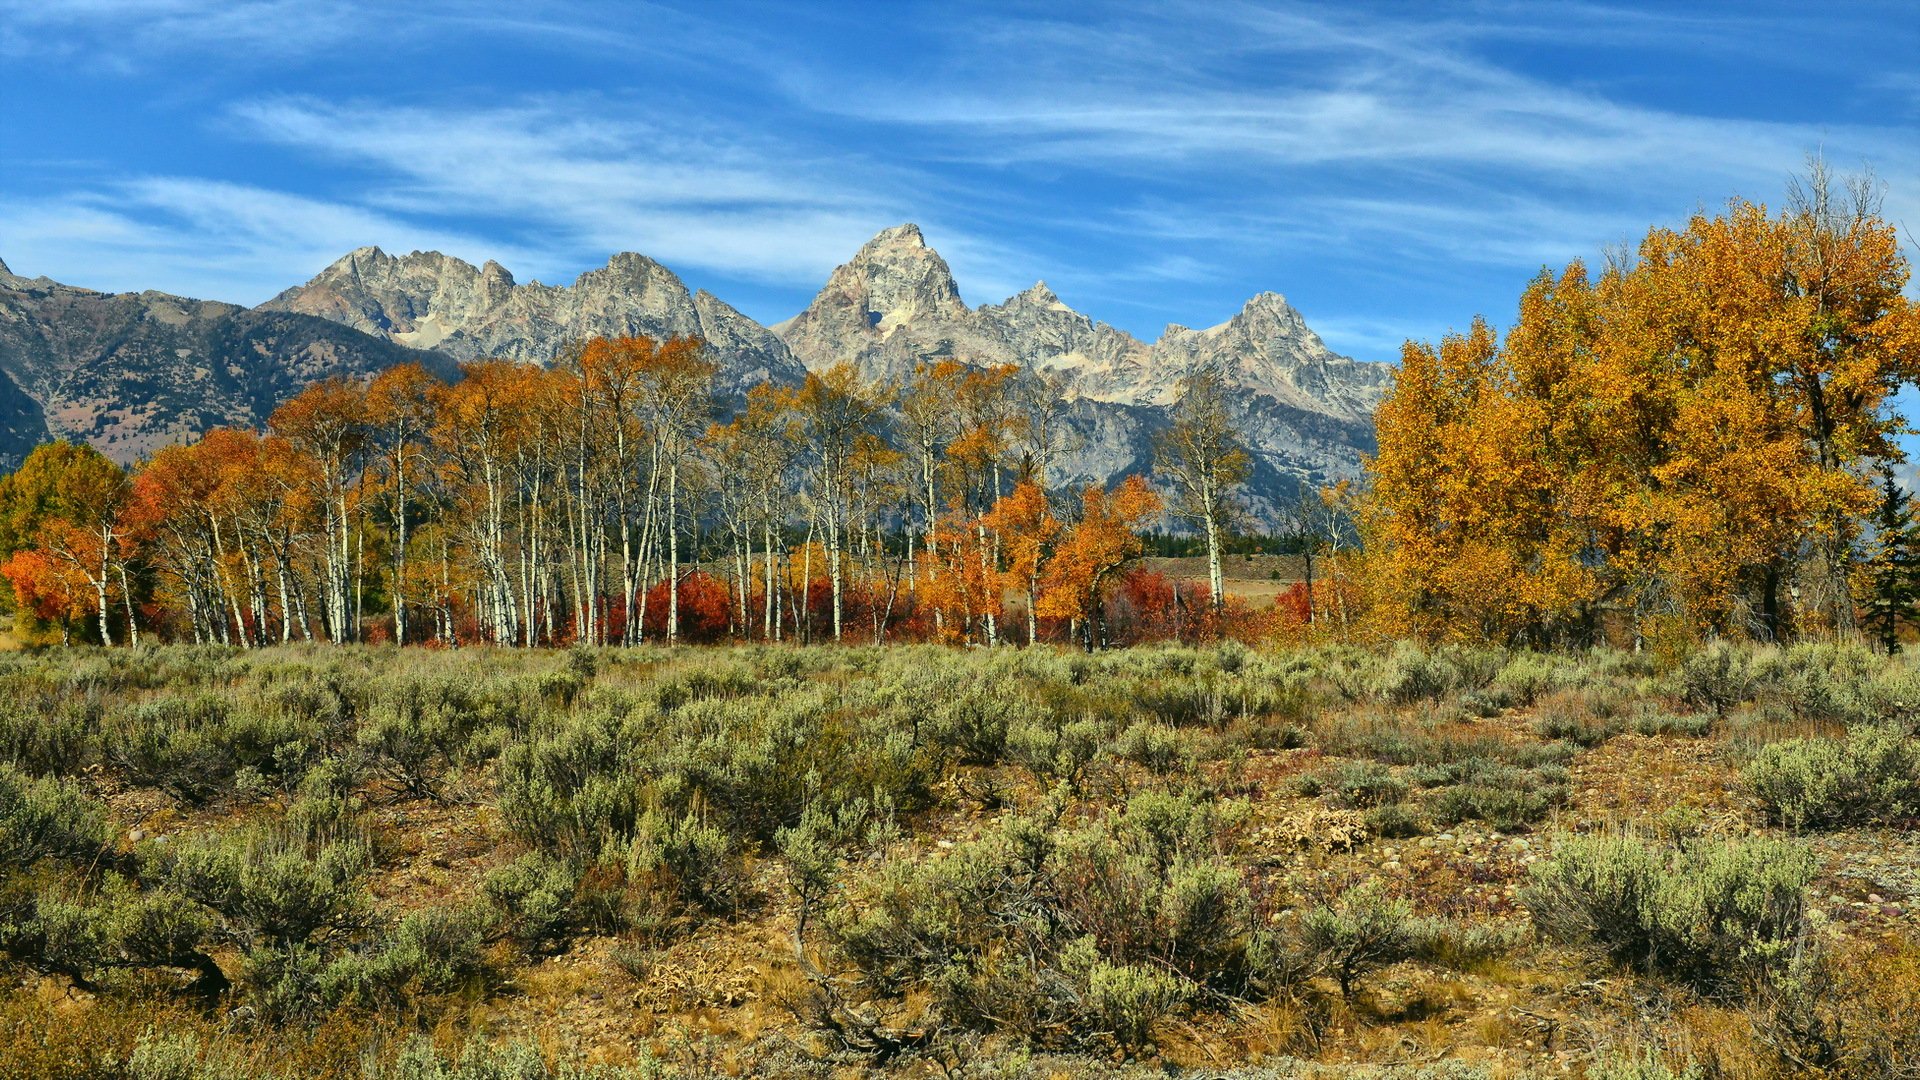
[774,224,1391,502]
[0,261,449,468]
[263,247,807,397]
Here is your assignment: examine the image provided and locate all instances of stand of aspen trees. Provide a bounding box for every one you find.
[0,342,1274,650]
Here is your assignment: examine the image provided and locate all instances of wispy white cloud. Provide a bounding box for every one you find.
[800,7,1913,186]
[226,97,1038,295]
[0,179,519,303]
[0,0,362,66]
[784,3,1919,266]
[2,0,1915,341]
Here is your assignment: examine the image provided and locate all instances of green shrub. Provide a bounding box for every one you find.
[1364,803,1428,839]
[1361,643,1500,705]
[483,852,579,953]
[595,808,741,937]
[1113,721,1194,774]
[0,763,110,866]
[0,873,222,997]
[1061,937,1189,1052]
[820,791,1266,1050]
[1586,1048,1704,1080]
[496,708,641,858]
[1296,882,1413,997]
[1404,916,1523,970]
[1523,831,1813,991]
[1674,645,1760,714]
[1429,778,1565,832]
[125,1030,252,1080]
[0,689,93,775]
[1629,703,1712,737]
[1489,652,1561,707]
[1315,760,1408,809]
[160,818,370,948]
[1744,724,1920,829]
[102,695,237,802]
[101,692,322,803]
[356,677,484,801]
[1751,643,1886,726]
[1008,713,1111,788]
[373,1036,665,1080]
[1530,689,1623,747]
[324,904,490,1009]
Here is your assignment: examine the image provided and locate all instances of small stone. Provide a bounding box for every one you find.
[128,828,148,842]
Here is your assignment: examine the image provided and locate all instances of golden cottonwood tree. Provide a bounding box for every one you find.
[1365,182,1920,644]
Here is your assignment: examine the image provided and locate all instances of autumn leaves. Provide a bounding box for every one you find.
[1364,186,1920,645]
[0,341,1191,649]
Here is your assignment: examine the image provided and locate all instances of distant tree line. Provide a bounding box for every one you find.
[0,348,1338,650]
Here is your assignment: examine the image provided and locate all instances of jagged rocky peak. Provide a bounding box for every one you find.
[479,259,515,287]
[839,222,968,330]
[1006,280,1070,309]
[0,256,11,277]
[1227,290,1312,336]
[263,245,808,390]
[771,223,981,381]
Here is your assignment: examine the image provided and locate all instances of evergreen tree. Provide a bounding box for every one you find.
[1863,468,1919,653]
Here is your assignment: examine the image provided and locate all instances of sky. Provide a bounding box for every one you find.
[1,0,1917,365]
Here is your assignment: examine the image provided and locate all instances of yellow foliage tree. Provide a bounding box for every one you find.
[1365,180,1920,645]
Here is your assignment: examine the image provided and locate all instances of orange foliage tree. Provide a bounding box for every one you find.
[1365,176,1920,645]
[1037,476,1163,650]
[982,480,1059,645]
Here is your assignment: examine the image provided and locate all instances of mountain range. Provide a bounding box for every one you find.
[0,227,1392,508]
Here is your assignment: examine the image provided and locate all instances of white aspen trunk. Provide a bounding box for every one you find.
[975,518,997,646]
[276,561,294,643]
[94,533,113,647]
[667,456,680,644]
[801,515,816,644]
[733,519,749,638]
[212,520,248,647]
[827,487,843,641]
[762,494,779,641]
[393,444,408,645]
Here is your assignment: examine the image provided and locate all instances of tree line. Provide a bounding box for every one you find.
[1363,169,1920,649]
[0,343,1336,650]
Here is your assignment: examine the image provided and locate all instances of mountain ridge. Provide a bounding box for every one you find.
[262,246,808,398]
[3,226,1392,506]
[769,223,1390,499]
[0,265,455,468]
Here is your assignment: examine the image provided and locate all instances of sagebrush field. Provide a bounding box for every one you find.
[2,640,1917,1079]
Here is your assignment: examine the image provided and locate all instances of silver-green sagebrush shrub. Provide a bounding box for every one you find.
[321,903,491,1009]
[0,763,110,865]
[1585,1048,1705,1080]
[158,814,372,949]
[1522,831,1814,991]
[483,851,579,953]
[818,790,1266,1053]
[1744,724,1920,829]
[1294,881,1413,998]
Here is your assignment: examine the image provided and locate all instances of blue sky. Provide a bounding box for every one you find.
[1,1,1916,363]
